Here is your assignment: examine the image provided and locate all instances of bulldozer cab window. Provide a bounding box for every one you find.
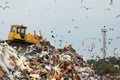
[17,27,21,33]
[16,27,25,38]
[21,28,25,34]
[10,26,16,32]
[20,27,26,39]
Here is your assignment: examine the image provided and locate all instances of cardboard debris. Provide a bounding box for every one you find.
[0,40,95,80]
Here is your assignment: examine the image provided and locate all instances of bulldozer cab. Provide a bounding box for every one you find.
[10,25,27,39]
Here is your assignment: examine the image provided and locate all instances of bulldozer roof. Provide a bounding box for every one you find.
[11,24,27,28]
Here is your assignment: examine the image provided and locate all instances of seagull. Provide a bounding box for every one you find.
[5,1,8,4]
[80,6,91,10]
[96,55,100,58]
[91,55,94,58]
[85,17,88,18]
[107,38,113,44]
[51,30,53,33]
[88,48,93,52]
[59,44,62,46]
[59,40,62,43]
[114,53,116,55]
[109,28,114,31]
[109,38,112,40]
[74,26,79,29]
[81,0,84,3]
[116,15,120,18]
[68,30,71,33]
[108,41,111,44]
[105,8,111,11]
[109,0,113,5]
[116,36,120,39]
[3,6,10,10]
[72,19,75,22]
[52,35,55,38]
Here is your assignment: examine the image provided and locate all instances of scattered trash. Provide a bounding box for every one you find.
[0,40,95,80]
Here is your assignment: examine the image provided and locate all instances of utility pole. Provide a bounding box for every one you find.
[101,26,107,59]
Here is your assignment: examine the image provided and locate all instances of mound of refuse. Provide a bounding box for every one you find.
[0,40,95,80]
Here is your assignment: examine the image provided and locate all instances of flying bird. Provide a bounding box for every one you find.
[80,6,91,10]
[68,30,71,33]
[116,36,120,39]
[85,17,88,18]
[59,44,62,46]
[59,40,62,43]
[3,6,10,10]
[0,6,10,10]
[81,0,84,3]
[51,30,53,33]
[72,19,75,22]
[114,53,116,55]
[91,55,94,58]
[108,38,113,41]
[109,28,114,31]
[74,26,79,29]
[107,38,113,44]
[116,15,120,18]
[109,0,113,5]
[108,41,111,44]
[105,8,111,11]
[96,55,100,59]
[88,48,93,52]
[52,35,55,38]
[5,1,8,4]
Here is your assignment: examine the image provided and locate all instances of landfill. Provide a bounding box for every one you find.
[0,40,95,80]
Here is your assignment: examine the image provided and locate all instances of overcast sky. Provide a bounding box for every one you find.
[0,0,120,59]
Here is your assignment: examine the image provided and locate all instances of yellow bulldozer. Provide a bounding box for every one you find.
[7,24,45,46]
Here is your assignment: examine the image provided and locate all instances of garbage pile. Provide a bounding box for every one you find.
[0,41,95,80]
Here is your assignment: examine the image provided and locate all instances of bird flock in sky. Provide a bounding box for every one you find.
[49,24,80,47]
[81,27,120,59]
[48,21,120,59]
